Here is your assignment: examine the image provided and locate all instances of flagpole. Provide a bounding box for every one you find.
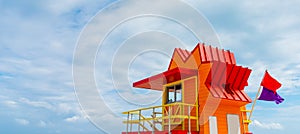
[248,86,262,121]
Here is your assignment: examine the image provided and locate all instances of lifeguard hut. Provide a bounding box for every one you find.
[122,43,253,134]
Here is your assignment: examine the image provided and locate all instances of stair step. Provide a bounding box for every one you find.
[241,110,251,112]
[243,120,251,124]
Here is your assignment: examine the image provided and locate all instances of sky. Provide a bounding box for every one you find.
[1,0,300,134]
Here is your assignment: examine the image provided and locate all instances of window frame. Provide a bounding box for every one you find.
[165,83,182,104]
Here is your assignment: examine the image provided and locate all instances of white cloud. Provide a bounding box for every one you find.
[203,0,300,97]
[241,0,300,33]
[19,98,54,110]
[65,115,81,123]
[45,0,85,15]
[64,114,89,123]
[0,0,109,133]
[2,100,18,108]
[276,105,300,122]
[15,118,30,126]
[56,103,75,114]
[252,120,283,130]
[38,120,47,127]
[73,1,220,133]
[19,97,83,116]
[45,0,109,16]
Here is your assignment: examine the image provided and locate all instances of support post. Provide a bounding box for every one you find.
[168,106,171,134]
[188,105,191,134]
[138,110,141,134]
[130,114,133,132]
[126,113,129,134]
[152,108,155,134]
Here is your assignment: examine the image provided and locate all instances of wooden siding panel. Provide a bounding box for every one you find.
[199,43,207,63]
[211,47,219,61]
[224,50,232,64]
[190,45,202,68]
[204,45,213,62]
[184,77,197,104]
[230,52,236,64]
[198,94,246,134]
[218,49,226,63]
[168,50,180,70]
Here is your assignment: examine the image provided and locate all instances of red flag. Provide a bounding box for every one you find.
[260,71,282,93]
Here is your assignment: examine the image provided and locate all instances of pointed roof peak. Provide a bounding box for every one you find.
[168,43,237,70]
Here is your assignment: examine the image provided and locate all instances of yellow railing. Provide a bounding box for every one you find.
[122,102,198,133]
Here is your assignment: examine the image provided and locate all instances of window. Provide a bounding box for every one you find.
[166,83,182,104]
[227,114,241,134]
[209,116,218,134]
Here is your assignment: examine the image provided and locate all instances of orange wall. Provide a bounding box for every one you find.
[166,48,251,133]
[198,63,249,134]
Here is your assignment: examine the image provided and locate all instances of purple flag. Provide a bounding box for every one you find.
[258,87,284,104]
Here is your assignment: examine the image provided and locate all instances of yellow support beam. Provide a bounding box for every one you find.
[243,120,252,124]
[240,109,252,112]
[122,105,163,114]
[161,115,198,120]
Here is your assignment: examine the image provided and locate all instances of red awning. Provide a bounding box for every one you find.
[133,68,197,90]
[205,62,252,102]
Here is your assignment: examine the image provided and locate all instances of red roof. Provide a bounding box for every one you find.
[198,43,236,64]
[169,43,236,69]
[205,61,252,102]
[174,48,191,62]
[133,68,197,90]
[133,43,252,102]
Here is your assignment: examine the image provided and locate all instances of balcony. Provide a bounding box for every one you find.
[122,102,199,134]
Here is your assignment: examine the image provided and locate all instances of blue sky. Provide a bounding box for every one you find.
[1,0,300,134]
